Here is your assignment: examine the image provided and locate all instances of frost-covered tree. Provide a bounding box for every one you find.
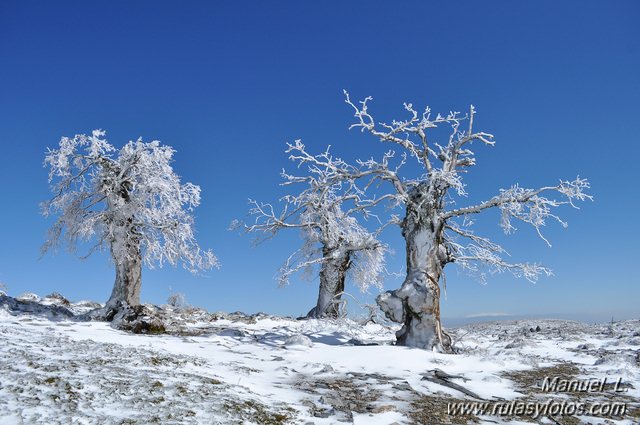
[42,130,218,318]
[292,92,591,351]
[240,141,386,318]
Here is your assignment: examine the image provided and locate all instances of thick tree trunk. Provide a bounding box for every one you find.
[377,188,452,351]
[106,250,142,309]
[307,247,351,318]
[104,230,142,316]
[93,235,165,333]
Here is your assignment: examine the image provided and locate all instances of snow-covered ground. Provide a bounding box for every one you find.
[0,293,638,425]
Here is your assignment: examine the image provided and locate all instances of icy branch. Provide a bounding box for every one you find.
[446,224,552,283]
[444,177,592,246]
[240,142,388,292]
[344,91,494,175]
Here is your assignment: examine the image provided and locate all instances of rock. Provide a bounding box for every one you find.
[505,340,525,349]
[319,395,343,408]
[594,352,637,366]
[347,338,379,346]
[44,292,71,306]
[16,293,40,302]
[535,325,541,332]
[314,365,334,375]
[111,305,166,334]
[225,311,258,324]
[284,334,313,347]
[312,407,335,418]
[74,300,102,309]
[217,328,246,338]
[0,294,74,319]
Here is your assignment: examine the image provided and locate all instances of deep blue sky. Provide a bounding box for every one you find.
[1,1,638,323]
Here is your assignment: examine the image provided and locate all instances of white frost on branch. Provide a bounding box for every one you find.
[340,91,592,284]
[446,177,592,247]
[446,222,552,283]
[240,141,387,292]
[42,130,218,272]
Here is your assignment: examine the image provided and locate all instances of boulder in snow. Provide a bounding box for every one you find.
[111,305,166,334]
[284,334,313,347]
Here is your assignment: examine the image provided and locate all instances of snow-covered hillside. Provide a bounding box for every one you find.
[0,293,638,424]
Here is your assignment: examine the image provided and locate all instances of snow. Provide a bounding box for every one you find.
[0,295,638,424]
[283,334,314,347]
[352,410,407,424]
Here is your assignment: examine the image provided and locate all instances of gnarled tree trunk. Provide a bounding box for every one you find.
[105,245,141,310]
[307,247,351,318]
[377,187,452,351]
[96,230,165,333]
[103,217,142,318]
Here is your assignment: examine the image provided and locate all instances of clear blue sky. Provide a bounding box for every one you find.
[1,1,638,323]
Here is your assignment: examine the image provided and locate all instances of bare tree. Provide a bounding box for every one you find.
[291,92,591,351]
[42,130,218,319]
[239,141,386,318]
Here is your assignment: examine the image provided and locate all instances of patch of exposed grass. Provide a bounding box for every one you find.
[502,363,580,394]
[222,399,295,424]
[409,394,480,425]
[43,376,59,385]
[502,363,639,424]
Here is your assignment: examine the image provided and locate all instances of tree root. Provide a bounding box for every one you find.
[83,303,166,334]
